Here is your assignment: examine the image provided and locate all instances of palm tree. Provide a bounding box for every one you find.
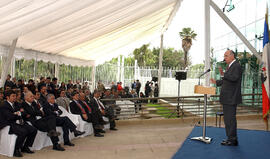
[179,28,197,68]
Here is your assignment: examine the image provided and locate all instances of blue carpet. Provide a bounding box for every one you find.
[172,126,270,159]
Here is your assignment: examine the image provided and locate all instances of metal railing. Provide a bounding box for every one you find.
[100,93,262,120]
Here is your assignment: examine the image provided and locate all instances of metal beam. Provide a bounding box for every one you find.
[210,0,262,62]
[161,0,183,34]
[0,38,18,88]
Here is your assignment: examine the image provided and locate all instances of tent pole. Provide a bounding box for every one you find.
[158,34,164,95]
[205,0,211,86]
[91,63,96,91]
[210,0,261,62]
[55,63,59,79]
[0,38,18,88]
[117,56,121,82]
[34,55,37,83]
[121,56,125,86]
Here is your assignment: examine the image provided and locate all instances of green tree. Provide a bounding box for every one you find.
[152,47,187,68]
[133,44,156,66]
[179,27,197,68]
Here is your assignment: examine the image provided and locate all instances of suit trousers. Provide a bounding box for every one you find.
[12,124,37,150]
[223,104,237,141]
[55,116,76,143]
[105,107,116,128]
[31,115,59,145]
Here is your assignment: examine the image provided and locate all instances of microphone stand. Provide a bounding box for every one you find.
[191,69,211,144]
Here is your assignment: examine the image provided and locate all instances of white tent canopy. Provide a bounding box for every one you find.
[0,0,181,66]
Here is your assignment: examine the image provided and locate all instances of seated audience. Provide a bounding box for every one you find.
[21,91,65,151]
[0,90,37,157]
[42,94,85,146]
[69,92,104,137]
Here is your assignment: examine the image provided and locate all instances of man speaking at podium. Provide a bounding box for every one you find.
[210,50,242,146]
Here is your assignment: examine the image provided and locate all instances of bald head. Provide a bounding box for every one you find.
[224,50,235,64]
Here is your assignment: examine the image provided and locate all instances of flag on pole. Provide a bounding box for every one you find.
[262,6,270,122]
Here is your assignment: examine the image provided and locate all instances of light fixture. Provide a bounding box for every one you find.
[223,0,235,12]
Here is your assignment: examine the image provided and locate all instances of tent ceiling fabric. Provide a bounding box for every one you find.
[0,0,180,65]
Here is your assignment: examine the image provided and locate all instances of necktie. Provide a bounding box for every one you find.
[96,99,105,110]
[75,101,86,114]
[82,101,91,113]
[36,101,41,109]
[226,65,229,71]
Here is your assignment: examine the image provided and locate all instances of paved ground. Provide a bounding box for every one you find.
[0,115,266,159]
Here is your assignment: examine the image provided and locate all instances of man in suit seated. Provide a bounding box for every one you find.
[38,85,48,107]
[42,94,85,146]
[56,90,71,112]
[0,90,37,157]
[91,90,117,131]
[102,90,117,130]
[69,91,104,137]
[21,91,65,151]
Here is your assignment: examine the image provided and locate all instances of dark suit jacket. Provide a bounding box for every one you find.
[43,102,62,117]
[39,94,48,107]
[0,101,24,133]
[69,100,83,115]
[216,60,242,105]
[21,101,43,123]
[89,98,102,114]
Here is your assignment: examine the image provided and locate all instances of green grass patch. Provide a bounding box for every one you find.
[145,103,178,118]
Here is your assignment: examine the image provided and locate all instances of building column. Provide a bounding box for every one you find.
[0,38,18,88]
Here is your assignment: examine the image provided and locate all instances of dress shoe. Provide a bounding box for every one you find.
[53,144,65,151]
[221,140,238,146]
[110,127,118,131]
[64,142,75,146]
[21,147,34,154]
[13,149,23,157]
[74,130,85,137]
[94,133,104,137]
[99,129,106,133]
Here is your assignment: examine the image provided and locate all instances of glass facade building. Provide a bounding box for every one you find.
[211,0,268,103]
[212,0,268,59]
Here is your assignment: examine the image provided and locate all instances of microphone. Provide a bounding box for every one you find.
[199,69,211,78]
[198,69,211,85]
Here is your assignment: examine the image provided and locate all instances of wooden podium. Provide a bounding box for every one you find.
[191,85,216,144]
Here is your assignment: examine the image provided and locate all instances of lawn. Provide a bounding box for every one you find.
[146,103,178,118]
